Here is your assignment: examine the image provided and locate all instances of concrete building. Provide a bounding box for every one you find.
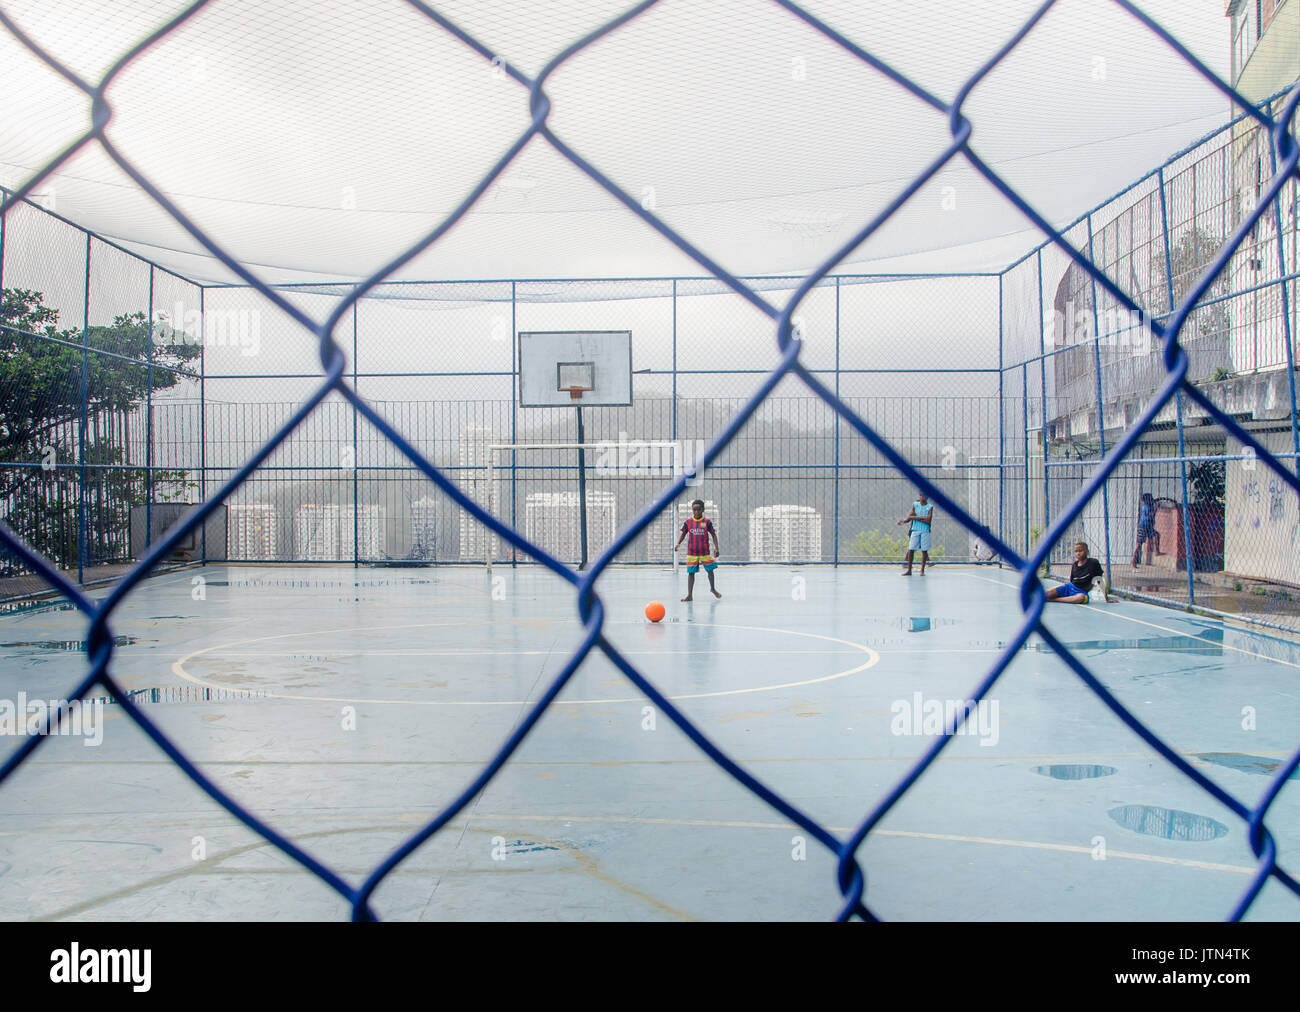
[458,423,500,560]
[227,503,279,561]
[524,490,616,562]
[341,503,386,561]
[295,503,340,560]
[748,504,822,562]
[410,496,438,560]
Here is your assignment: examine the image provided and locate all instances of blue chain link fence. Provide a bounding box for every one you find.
[1,0,1299,920]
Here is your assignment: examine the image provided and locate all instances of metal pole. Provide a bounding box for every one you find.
[1157,165,1196,605]
[1022,363,1030,558]
[78,233,91,584]
[1085,215,1113,579]
[1037,250,1050,571]
[1265,98,1300,477]
[199,287,206,562]
[997,273,1004,563]
[671,278,678,442]
[671,279,679,575]
[146,267,154,556]
[833,275,840,566]
[510,280,518,567]
[1175,392,1197,602]
[352,301,359,568]
[485,450,494,572]
[576,405,588,570]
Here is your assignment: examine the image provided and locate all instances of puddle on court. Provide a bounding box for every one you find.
[0,636,139,651]
[1032,764,1117,780]
[200,578,436,590]
[1107,805,1229,841]
[1197,753,1300,779]
[1027,629,1224,656]
[94,686,266,704]
[0,600,77,617]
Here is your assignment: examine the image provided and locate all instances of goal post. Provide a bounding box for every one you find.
[483,441,687,572]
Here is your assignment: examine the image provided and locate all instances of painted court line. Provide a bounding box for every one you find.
[466,812,1256,876]
[960,571,1300,670]
[172,621,880,705]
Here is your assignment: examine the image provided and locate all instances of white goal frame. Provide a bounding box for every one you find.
[483,442,687,572]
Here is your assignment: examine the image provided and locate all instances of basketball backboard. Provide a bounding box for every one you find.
[518,331,632,407]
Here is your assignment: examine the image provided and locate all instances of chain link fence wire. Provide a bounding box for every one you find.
[1,0,1299,920]
[1003,87,1300,635]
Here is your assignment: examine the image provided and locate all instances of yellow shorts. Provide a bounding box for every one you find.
[685,554,716,573]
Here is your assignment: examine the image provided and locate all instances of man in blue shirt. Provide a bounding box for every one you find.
[897,492,935,576]
[1131,492,1163,567]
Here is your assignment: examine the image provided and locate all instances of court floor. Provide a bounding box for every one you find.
[0,563,1297,921]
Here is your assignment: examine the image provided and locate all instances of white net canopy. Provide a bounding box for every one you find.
[0,0,1232,284]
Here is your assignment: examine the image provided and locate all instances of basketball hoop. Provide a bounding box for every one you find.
[562,385,590,401]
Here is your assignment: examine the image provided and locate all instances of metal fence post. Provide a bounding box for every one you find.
[671,278,678,443]
[199,287,206,562]
[1157,165,1196,605]
[1022,362,1030,558]
[1265,99,1300,476]
[510,280,518,566]
[997,274,1004,564]
[78,234,91,584]
[352,300,359,568]
[1037,250,1050,570]
[146,267,154,554]
[1085,214,1113,578]
[833,275,840,566]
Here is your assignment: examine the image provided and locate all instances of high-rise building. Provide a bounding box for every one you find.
[295,503,340,560]
[748,504,822,562]
[525,490,617,562]
[341,504,386,560]
[458,423,500,560]
[227,503,279,560]
[410,496,438,560]
[646,499,720,562]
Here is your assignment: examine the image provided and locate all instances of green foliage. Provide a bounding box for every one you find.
[1209,366,1234,382]
[1188,459,1225,505]
[1,288,199,465]
[1,288,199,571]
[846,528,944,560]
[14,459,195,568]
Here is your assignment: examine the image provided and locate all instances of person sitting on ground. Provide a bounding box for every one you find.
[1046,541,1104,604]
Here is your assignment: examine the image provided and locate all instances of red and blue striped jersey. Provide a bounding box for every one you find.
[681,516,714,555]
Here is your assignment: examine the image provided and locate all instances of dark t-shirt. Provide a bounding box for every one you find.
[1070,557,1103,592]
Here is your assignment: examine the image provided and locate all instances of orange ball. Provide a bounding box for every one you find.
[645,600,666,623]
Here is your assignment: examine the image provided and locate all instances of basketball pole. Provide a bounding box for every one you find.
[576,403,588,571]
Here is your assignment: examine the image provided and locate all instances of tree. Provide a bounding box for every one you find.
[1,288,199,570]
[1167,227,1231,344]
[845,528,944,560]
